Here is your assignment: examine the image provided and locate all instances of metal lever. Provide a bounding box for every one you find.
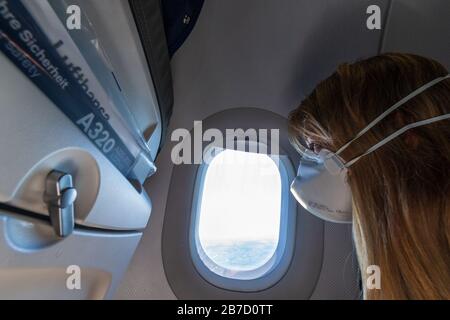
[44,171,77,237]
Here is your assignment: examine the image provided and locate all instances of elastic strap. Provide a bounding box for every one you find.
[345,113,450,168]
[336,74,450,156]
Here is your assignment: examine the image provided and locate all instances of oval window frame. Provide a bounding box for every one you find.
[189,141,296,292]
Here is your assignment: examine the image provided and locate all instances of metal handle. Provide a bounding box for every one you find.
[44,171,77,237]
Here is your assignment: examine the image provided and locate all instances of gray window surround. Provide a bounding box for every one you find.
[162,107,325,299]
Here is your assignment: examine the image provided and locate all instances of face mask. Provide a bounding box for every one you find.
[291,74,450,223]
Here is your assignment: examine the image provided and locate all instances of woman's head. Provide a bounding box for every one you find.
[288,53,450,299]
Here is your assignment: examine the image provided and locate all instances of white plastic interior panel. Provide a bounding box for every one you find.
[0,214,141,299]
[116,0,388,299]
[0,52,151,231]
[310,223,361,299]
[381,0,450,69]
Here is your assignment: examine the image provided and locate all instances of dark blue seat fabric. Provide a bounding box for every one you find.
[161,0,205,57]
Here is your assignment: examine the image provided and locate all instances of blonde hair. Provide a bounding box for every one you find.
[288,53,450,299]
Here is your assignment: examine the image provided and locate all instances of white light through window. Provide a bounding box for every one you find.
[197,149,282,276]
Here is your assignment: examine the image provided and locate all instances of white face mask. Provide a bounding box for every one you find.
[290,74,450,223]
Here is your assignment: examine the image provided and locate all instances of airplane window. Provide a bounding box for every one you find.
[195,149,282,280]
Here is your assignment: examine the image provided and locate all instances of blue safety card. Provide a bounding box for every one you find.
[0,0,138,179]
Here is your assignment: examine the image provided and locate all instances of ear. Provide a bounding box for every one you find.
[311,143,322,154]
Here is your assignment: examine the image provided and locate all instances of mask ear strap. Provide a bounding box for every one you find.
[345,113,450,168]
[335,74,450,156]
